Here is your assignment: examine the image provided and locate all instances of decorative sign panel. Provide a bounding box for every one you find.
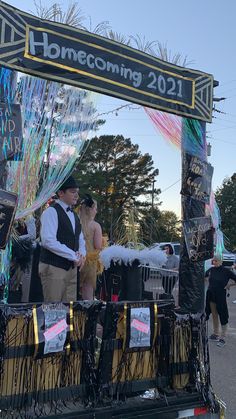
[0,103,23,161]
[181,154,214,203]
[183,216,214,262]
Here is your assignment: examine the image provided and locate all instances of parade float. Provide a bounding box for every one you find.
[0,2,225,418]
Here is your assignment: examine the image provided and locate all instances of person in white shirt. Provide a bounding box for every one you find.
[162,244,179,295]
[39,176,86,302]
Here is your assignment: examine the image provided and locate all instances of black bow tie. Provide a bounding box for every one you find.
[66,207,73,212]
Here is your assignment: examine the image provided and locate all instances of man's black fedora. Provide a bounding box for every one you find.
[58,176,79,191]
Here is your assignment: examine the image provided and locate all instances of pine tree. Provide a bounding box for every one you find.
[74,135,159,238]
[215,173,236,250]
[140,208,181,245]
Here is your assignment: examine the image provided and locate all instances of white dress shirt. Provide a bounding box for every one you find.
[40,200,86,261]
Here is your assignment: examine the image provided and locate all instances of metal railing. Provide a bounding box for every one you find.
[141,265,179,304]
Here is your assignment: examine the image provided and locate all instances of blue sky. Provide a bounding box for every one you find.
[6,0,236,216]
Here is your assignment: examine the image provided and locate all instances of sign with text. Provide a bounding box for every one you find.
[0,103,23,161]
[181,154,214,203]
[0,1,214,122]
[0,189,18,249]
[129,307,151,349]
[183,216,214,262]
[33,303,69,356]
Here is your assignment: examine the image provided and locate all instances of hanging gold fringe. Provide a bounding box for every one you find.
[170,317,191,390]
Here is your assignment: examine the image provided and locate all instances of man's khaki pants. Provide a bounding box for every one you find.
[39,263,77,302]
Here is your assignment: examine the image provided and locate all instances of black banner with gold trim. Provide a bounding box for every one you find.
[183,216,214,262]
[0,1,214,122]
[181,153,214,204]
[0,103,23,161]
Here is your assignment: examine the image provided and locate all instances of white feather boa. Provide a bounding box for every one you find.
[100,245,167,270]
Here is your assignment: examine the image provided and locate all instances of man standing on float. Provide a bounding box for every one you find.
[39,176,86,302]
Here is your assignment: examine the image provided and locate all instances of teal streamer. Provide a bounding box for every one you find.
[181,118,207,161]
[0,241,12,303]
[0,67,15,104]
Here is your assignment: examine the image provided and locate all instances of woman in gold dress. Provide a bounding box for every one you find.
[79,195,103,300]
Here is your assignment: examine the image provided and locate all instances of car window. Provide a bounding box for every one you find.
[174,244,180,255]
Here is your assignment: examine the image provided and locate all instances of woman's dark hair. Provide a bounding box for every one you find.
[80,194,94,208]
[164,244,174,255]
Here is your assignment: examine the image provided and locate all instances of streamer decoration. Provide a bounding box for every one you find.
[0,241,12,303]
[6,75,98,219]
[144,107,182,149]
[144,107,224,257]
[0,67,15,104]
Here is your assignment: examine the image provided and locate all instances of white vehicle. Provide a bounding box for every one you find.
[125,241,147,250]
[221,248,236,267]
[150,242,180,258]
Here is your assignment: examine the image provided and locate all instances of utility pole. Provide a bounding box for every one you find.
[150,169,159,244]
[207,142,212,157]
[150,178,155,244]
[110,207,113,243]
[151,179,155,211]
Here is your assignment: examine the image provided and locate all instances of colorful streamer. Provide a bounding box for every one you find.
[205,192,225,256]
[6,75,98,218]
[0,67,15,104]
[144,107,182,149]
[181,118,207,161]
[0,241,12,302]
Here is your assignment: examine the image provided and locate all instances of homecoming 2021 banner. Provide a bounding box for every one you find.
[0,1,214,122]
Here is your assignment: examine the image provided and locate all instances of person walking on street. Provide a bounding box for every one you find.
[205,255,236,347]
[39,176,86,302]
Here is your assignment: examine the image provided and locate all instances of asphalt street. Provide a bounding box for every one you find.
[208,285,236,419]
